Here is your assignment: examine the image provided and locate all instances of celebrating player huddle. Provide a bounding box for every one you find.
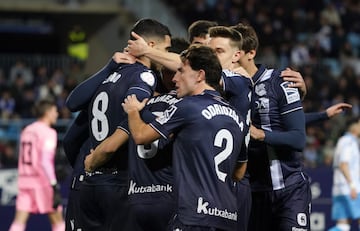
[60,18,327,231]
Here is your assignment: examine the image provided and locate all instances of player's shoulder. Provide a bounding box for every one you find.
[125,63,156,86]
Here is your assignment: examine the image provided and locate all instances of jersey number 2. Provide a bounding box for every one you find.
[214,129,233,182]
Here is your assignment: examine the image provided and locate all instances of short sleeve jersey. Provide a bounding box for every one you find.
[150,90,247,231]
[17,121,57,188]
[120,91,180,204]
[332,132,360,195]
[248,65,305,191]
[88,62,156,171]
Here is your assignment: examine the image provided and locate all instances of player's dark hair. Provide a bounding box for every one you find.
[230,22,259,53]
[180,45,222,92]
[131,18,171,42]
[209,26,243,50]
[188,20,218,43]
[168,37,190,54]
[33,99,56,118]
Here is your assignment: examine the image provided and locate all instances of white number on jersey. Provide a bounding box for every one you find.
[214,129,233,182]
[91,91,110,141]
[137,140,160,159]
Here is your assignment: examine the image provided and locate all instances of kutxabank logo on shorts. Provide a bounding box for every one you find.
[196,197,237,221]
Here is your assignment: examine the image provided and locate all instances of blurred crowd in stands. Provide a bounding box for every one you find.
[1,0,360,169]
[0,58,86,169]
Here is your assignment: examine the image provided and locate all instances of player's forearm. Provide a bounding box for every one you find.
[128,109,150,144]
[305,112,328,126]
[87,129,129,171]
[144,48,181,72]
[66,59,119,111]
[233,162,247,181]
[339,162,354,186]
[41,151,57,185]
[264,110,306,150]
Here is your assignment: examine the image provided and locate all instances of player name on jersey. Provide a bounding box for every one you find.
[201,103,243,129]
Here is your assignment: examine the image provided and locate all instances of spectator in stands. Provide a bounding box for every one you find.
[9,59,33,86]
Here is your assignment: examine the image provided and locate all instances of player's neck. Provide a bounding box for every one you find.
[242,61,258,78]
[38,117,51,126]
[137,56,151,68]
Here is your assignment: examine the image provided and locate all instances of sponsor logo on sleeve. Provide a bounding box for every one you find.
[280,82,300,104]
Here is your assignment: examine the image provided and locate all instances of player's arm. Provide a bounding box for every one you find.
[339,161,357,199]
[233,162,247,181]
[280,68,307,100]
[63,110,89,167]
[41,136,58,186]
[127,31,181,72]
[122,94,161,144]
[84,128,129,172]
[305,103,352,125]
[233,121,249,181]
[66,52,135,112]
[250,109,306,151]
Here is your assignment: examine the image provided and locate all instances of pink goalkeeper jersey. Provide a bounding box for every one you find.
[17,121,57,188]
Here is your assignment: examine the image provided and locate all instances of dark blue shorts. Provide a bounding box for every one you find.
[78,174,130,231]
[248,179,311,231]
[128,201,175,231]
[65,174,85,231]
[235,181,251,231]
[167,215,227,231]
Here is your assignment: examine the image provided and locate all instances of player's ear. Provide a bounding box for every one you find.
[148,41,155,48]
[232,50,242,63]
[198,69,206,82]
[247,49,256,60]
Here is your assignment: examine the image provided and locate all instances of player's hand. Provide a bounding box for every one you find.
[126,32,149,57]
[52,183,62,209]
[84,149,95,172]
[326,103,352,118]
[122,94,148,113]
[281,68,307,100]
[112,52,136,64]
[250,125,265,141]
[350,187,357,199]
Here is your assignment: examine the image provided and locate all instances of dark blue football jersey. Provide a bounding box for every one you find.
[150,90,247,231]
[88,62,157,172]
[221,69,252,122]
[119,91,180,204]
[248,65,306,192]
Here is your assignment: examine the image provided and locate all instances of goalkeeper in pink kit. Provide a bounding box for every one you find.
[9,99,65,231]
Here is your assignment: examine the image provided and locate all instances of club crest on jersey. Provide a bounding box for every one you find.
[255,83,266,96]
[140,71,155,87]
[280,82,300,104]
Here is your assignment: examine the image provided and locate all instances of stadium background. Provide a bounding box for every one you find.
[0,0,359,230]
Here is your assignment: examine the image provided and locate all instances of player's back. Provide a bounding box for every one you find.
[88,63,156,171]
[126,91,179,204]
[17,121,57,188]
[152,90,247,230]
